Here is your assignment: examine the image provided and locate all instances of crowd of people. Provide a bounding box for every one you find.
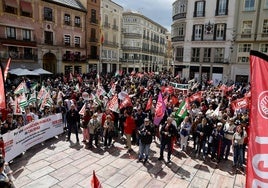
[0,71,250,185]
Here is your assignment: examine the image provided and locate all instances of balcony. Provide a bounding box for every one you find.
[172,13,186,21]
[88,55,99,60]
[64,20,71,26]
[103,22,110,28]
[0,37,37,47]
[3,52,37,60]
[172,36,185,42]
[121,46,141,52]
[62,53,87,62]
[123,33,142,38]
[90,18,98,24]
[112,25,118,31]
[89,37,98,43]
[241,34,252,38]
[103,40,119,47]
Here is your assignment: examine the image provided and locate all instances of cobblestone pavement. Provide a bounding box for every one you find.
[10,132,246,188]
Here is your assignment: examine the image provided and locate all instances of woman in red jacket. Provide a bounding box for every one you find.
[124,110,136,152]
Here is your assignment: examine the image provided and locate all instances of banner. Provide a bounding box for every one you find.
[0,64,6,110]
[153,93,166,125]
[4,58,11,81]
[231,97,249,111]
[246,50,268,188]
[2,113,64,162]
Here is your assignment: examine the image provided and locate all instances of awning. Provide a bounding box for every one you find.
[4,0,18,8]
[20,0,32,13]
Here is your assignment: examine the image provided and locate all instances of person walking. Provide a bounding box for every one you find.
[158,117,177,163]
[138,118,154,164]
[66,104,80,143]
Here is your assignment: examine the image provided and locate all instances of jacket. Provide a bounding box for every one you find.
[124,116,136,134]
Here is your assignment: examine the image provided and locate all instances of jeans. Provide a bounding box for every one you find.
[138,140,150,160]
[233,144,243,167]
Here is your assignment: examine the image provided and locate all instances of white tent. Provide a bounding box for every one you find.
[33,68,52,75]
[9,68,40,76]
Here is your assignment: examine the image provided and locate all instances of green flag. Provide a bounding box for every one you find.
[175,100,188,119]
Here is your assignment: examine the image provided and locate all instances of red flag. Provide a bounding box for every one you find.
[153,93,166,125]
[4,58,11,81]
[171,95,179,105]
[246,50,268,188]
[227,84,235,92]
[120,95,132,109]
[0,65,6,110]
[231,97,249,111]
[189,91,202,103]
[161,86,174,94]
[145,96,152,111]
[91,170,102,188]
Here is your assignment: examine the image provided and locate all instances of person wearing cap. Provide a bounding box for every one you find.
[137,118,154,164]
[66,104,80,143]
[210,122,224,162]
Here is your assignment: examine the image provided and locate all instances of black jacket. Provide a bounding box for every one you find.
[138,124,154,144]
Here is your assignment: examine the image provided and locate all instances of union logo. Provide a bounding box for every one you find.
[258,91,268,119]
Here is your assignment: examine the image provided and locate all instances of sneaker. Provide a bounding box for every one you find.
[143,159,148,164]
[167,160,171,164]
[124,146,128,149]
[195,153,198,158]
[138,158,143,162]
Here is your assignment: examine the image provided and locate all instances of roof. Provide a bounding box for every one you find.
[43,0,87,12]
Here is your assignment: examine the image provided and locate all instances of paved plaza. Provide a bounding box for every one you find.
[10,132,246,188]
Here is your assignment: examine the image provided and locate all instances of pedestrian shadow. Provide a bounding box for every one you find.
[193,164,210,172]
[69,141,83,150]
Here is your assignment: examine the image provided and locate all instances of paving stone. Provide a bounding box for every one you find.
[49,157,73,169]
[22,175,59,188]
[104,172,128,187]
[25,160,51,172]
[57,173,87,188]
[49,164,80,181]
[188,176,209,188]
[164,174,190,188]
[121,170,152,188]
[207,173,235,188]
[145,179,166,188]
[27,166,55,180]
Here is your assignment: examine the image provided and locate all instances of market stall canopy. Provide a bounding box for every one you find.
[33,68,52,75]
[9,68,40,76]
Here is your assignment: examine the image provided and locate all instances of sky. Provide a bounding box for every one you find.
[112,0,174,32]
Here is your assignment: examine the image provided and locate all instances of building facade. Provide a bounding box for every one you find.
[121,11,168,73]
[231,0,268,83]
[80,0,101,73]
[172,0,235,84]
[0,0,87,74]
[100,0,123,74]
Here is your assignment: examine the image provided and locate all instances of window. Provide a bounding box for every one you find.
[214,48,224,62]
[24,48,33,59]
[238,57,249,63]
[20,1,32,17]
[260,44,268,53]
[175,47,184,61]
[191,48,200,62]
[265,0,268,8]
[215,23,226,40]
[91,0,97,2]
[44,31,53,45]
[91,9,97,23]
[64,14,71,25]
[238,43,251,52]
[203,48,211,62]
[8,46,18,58]
[193,25,203,41]
[4,0,18,14]
[242,21,252,38]
[64,35,71,46]
[194,1,205,17]
[75,16,81,27]
[74,36,80,47]
[244,0,255,11]
[90,28,96,42]
[263,20,268,36]
[22,29,31,41]
[6,27,16,39]
[216,0,228,15]
[44,7,53,21]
